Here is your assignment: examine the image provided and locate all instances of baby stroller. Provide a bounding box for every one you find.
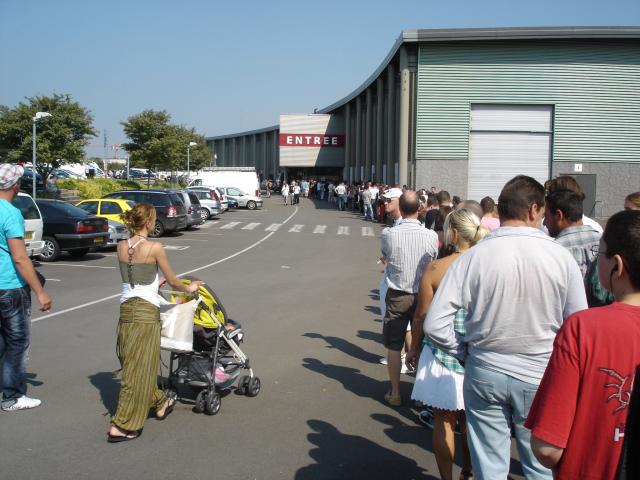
[160,276,261,416]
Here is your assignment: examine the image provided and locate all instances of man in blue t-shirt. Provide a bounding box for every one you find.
[0,164,53,411]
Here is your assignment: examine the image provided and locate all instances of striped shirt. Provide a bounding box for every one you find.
[555,224,601,280]
[381,219,439,293]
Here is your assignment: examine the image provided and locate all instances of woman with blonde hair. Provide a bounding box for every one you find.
[406,208,488,480]
[108,203,202,442]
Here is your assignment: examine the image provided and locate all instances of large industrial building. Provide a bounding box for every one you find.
[206,27,640,217]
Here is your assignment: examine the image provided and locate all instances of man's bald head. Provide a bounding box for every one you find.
[399,190,420,219]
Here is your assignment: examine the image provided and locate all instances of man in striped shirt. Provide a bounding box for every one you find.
[381,190,439,406]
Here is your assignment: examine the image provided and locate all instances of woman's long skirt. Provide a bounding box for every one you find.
[112,297,166,431]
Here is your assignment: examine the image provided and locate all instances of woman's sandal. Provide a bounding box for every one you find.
[156,398,176,421]
[107,428,142,443]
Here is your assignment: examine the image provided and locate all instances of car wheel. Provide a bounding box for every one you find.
[246,200,257,210]
[200,208,210,221]
[39,236,61,262]
[68,248,90,258]
[150,220,164,238]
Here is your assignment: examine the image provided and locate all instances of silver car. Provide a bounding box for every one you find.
[222,187,263,210]
[187,187,222,220]
[105,220,129,247]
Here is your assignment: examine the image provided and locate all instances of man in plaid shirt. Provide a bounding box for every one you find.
[544,189,601,281]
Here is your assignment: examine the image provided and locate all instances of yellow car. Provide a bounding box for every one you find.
[76,198,135,222]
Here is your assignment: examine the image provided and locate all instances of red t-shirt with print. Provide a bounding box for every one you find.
[525,303,640,480]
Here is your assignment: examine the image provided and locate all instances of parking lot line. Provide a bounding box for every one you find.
[313,225,327,234]
[242,222,261,230]
[220,222,241,230]
[31,206,299,323]
[337,226,350,235]
[40,263,116,269]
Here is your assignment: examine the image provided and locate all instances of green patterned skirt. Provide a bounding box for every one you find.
[112,297,166,431]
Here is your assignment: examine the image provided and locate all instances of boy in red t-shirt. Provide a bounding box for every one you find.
[525,209,640,480]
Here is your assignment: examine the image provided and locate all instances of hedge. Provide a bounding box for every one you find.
[56,178,144,199]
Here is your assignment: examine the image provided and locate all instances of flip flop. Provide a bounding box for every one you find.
[107,429,142,443]
[156,398,176,421]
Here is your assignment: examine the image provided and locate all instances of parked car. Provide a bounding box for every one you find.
[76,198,136,223]
[103,189,187,237]
[220,187,263,210]
[105,219,129,247]
[172,190,204,228]
[12,192,45,258]
[19,169,45,193]
[35,199,109,262]
[127,168,157,181]
[51,168,83,180]
[187,187,222,220]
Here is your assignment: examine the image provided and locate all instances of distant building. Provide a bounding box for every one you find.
[207,27,640,217]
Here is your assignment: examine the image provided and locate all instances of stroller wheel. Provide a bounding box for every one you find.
[247,377,261,398]
[205,392,221,415]
[194,390,206,414]
[236,375,250,395]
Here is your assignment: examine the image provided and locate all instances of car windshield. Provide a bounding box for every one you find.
[12,196,41,219]
[169,193,184,205]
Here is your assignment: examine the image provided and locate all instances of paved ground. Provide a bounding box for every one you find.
[2,196,524,479]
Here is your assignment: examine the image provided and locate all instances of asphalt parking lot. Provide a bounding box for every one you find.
[3,197,524,480]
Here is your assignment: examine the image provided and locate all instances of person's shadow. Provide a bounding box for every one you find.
[295,419,438,479]
[303,332,383,365]
[89,371,120,416]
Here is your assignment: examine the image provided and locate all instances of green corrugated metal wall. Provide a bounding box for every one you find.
[416,40,640,163]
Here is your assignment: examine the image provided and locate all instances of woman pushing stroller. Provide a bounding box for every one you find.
[108,203,202,443]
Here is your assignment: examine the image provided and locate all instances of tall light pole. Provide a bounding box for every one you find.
[187,141,197,181]
[32,112,52,199]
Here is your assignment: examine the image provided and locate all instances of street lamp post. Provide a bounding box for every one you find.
[32,112,52,199]
[187,141,197,181]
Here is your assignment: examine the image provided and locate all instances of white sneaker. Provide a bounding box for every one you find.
[1,395,42,411]
[379,357,388,365]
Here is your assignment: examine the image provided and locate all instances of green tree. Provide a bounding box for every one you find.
[121,109,211,173]
[0,94,97,179]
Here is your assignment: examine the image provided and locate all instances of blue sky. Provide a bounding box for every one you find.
[1,0,639,158]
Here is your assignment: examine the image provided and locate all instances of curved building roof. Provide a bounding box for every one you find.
[207,26,640,141]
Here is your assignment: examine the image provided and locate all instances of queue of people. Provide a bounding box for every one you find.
[376,177,640,480]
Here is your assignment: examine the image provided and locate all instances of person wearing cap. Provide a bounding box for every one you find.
[0,164,53,412]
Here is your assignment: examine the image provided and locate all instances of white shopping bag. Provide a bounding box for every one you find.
[160,297,200,352]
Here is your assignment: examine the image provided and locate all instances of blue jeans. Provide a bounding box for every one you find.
[463,359,552,480]
[338,194,347,210]
[0,286,32,403]
[363,203,374,220]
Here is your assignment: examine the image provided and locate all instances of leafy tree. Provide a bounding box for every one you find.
[121,109,211,173]
[0,94,97,179]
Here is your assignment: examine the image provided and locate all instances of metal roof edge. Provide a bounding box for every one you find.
[206,124,279,141]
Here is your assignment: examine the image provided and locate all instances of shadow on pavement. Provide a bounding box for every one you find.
[294,419,438,480]
[303,333,382,365]
[25,372,43,387]
[89,371,120,416]
[357,329,383,344]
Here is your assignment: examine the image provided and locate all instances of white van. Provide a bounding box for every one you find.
[189,167,261,198]
[12,193,45,258]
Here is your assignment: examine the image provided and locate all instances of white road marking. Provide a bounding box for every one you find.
[40,263,116,269]
[288,224,304,233]
[220,221,241,230]
[32,206,300,323]
[337,226,350,235]
[361,226,375,237]
[161,238,209,242]
[198,221,219,229]
[265,223,281,232]
[46,279,61,282]
[242,222,261,230]
[164,245,191,251]
[313,225,327,234]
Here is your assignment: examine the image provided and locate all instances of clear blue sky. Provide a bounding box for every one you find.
[1,0,639,158]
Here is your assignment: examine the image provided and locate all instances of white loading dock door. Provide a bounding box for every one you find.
[468,104,553,202]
